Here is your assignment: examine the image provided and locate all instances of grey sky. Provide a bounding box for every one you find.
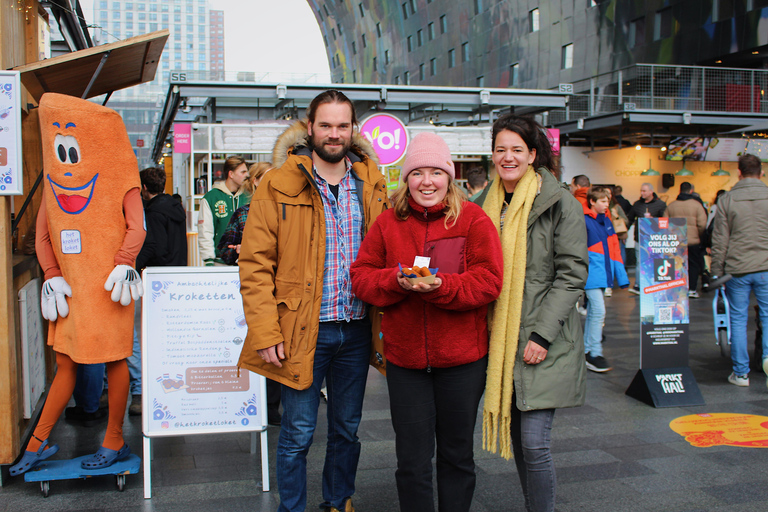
[78,0,330,78]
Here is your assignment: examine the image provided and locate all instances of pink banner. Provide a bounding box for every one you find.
[173,123,192,153]
[547,128,560,154]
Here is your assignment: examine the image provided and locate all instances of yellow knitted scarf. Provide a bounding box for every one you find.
[482,165,538,460]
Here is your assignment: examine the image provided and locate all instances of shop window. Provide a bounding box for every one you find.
[561,43,573,69]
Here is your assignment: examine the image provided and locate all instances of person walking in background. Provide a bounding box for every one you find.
[475,114,588,512]
[236,90,389,512]
[605,186,630,291]
[583,188,629,372]
[613,185,632,217]
[465,166,489,202]
[216,161,283,427]
[569,174,590,208]
[217,162,272,266]
[627,183,667,294]
[197,155,250,266]
[711,154,768,389]
[351,133,503,512]
[665,182,707,298]
[128,167,188,416]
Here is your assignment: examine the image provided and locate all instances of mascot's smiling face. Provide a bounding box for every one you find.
[46,120,99,214]
[39,93,138,217]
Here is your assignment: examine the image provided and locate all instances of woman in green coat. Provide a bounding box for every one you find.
[477,114,588,512]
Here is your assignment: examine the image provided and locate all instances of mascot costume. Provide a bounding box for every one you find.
[10,93,145,475]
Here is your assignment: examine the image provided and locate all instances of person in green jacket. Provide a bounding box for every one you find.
[197,155,250,265]
[476,114,588,512]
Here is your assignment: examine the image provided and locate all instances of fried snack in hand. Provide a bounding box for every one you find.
[418,267,432,277]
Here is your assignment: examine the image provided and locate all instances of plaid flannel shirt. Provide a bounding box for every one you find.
[314,160,366,322]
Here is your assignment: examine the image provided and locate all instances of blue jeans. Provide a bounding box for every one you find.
[277,319,371,512]
[583,288,606,358]
[127,298,142,395]
[725,271,768,376]
[73,363,105,413]
[511,404,556,512]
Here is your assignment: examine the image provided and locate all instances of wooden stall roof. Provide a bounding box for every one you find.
[12,30,169,101]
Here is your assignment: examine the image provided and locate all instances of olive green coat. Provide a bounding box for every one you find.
[476,169,588,411]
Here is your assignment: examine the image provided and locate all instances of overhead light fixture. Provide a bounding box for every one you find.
[641,158,660,176]
[753,51,759,55]
[715,60,722,64]
[635,144,642,150]
[712,161,730,176]
[676,160,694,176]
[661,146,667,152]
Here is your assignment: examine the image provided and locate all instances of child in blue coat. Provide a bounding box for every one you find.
[583,187,629,372]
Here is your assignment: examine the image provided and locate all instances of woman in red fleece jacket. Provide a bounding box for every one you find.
[351,132,503,512]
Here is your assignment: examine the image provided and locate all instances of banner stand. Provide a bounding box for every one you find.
[626,367,705,408]
[625,218,705,408]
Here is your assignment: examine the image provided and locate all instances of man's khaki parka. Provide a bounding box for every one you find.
[237,121,389,390]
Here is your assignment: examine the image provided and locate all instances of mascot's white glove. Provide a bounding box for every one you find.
[104,265,143,306]
[41,276,72,322]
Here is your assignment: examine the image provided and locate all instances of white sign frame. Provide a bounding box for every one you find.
[0,71,23,195]
[18,278,46,419]
[140,266,269,498]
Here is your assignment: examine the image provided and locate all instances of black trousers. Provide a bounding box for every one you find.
[689,243,705,291]
[386,356,487,512]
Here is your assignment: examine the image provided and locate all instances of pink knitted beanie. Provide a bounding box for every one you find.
[401,132,455,181]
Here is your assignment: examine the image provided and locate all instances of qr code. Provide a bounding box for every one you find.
[657,307,672,323]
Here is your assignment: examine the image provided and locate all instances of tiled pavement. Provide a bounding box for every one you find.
[3,282,768,511]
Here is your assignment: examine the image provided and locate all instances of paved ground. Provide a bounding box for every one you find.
[3,282,768,511]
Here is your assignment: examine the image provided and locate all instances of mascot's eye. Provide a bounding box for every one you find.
[53,134,81,164]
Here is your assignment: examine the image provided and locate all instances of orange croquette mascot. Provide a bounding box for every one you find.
[10,93,145,476]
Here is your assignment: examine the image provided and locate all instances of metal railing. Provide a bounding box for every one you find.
[549,64,768,124]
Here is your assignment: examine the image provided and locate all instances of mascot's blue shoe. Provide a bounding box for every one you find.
[80,444,131,470]
[9,439,60,476]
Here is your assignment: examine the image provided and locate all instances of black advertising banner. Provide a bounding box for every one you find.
[638,217,689,369]
[626,218,704,407]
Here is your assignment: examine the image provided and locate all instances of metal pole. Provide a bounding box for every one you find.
[618,70,623,105]
[82,51,111,99]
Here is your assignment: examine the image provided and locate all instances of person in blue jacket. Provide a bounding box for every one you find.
[583,187,629,373]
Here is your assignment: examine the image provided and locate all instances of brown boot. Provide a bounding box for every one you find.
[128,394,142,416]
[328,499,354,512]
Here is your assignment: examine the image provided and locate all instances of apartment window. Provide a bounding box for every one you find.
[385,49,390,64]
[99,1,107,7]
[394,75,400,85]
[323,35,329,47]
[112,1,120,8]
[477,76,485,87]
[440,15,447,34]
[407,36,413,52]
[376,22,382,37]
[529,9,540,32]
[462,42,470,62]
[561,43,573,69]
[373,56,377,71]
[352,70,357,82]
[331,28,336,40]
[362,33,367,48]
[419,63,425,81]
[448,48,455,68]
[149,12,156,20]
[402,3,408,19]
[654,8,672,40]
[428,23,435,40]
[474,0,482,15]
[404,71,410,85]
[138,12,146,20]
[173,14,180,22]
[430,57,437,76]
[713,0,734,22]
[628,17,645,48]
[352,41,357,55]
[113,11,121,19]
[323,5,329,16]
[150,23,157,30]
[359,3,365,17]
[510,63,519,87]
[417,29,423,46]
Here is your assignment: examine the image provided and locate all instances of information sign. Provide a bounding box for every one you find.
[0,71,23,195]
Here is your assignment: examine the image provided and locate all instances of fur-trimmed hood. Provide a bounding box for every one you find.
[272,120,379,169]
